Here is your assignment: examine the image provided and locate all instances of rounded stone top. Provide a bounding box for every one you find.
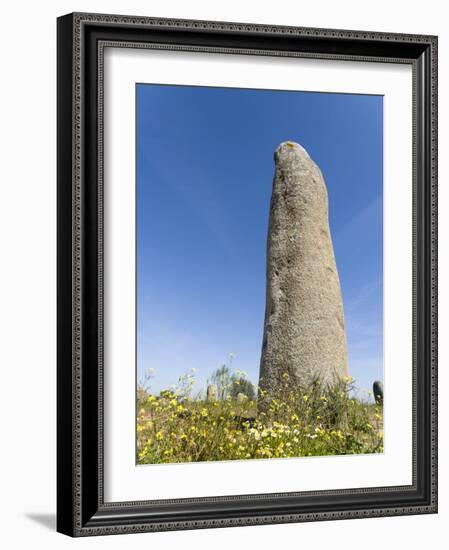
[274,141,311,165]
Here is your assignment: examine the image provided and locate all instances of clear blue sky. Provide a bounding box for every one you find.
[136,84,383,398]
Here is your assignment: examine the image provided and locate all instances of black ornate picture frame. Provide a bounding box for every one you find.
[57,12,438,536]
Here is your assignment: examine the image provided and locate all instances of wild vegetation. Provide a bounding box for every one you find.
[136,366,383,465]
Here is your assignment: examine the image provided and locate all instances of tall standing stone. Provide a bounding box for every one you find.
[206,384,218,403]
[258,142,348,403]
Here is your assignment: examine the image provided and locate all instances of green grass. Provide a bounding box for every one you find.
[137,372,383,464]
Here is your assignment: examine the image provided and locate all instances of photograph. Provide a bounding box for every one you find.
[135,83,385,465]
[0,0,442,544]
[54,10,437,537]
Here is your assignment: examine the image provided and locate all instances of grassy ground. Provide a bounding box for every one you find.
[137,373,383,464]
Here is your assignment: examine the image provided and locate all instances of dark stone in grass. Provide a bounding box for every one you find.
[373,380,383,404]
[234,416,256,430]
[176,410,192,419]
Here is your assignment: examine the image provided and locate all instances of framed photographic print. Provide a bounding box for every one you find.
[57,12,438,536]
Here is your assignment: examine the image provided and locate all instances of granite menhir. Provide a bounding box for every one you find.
[258,142,348,405]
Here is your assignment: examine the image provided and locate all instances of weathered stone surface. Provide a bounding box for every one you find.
[236,392,248,404]
[258,142,348,402]
[206,384,218,402]
[373,380,383,404]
